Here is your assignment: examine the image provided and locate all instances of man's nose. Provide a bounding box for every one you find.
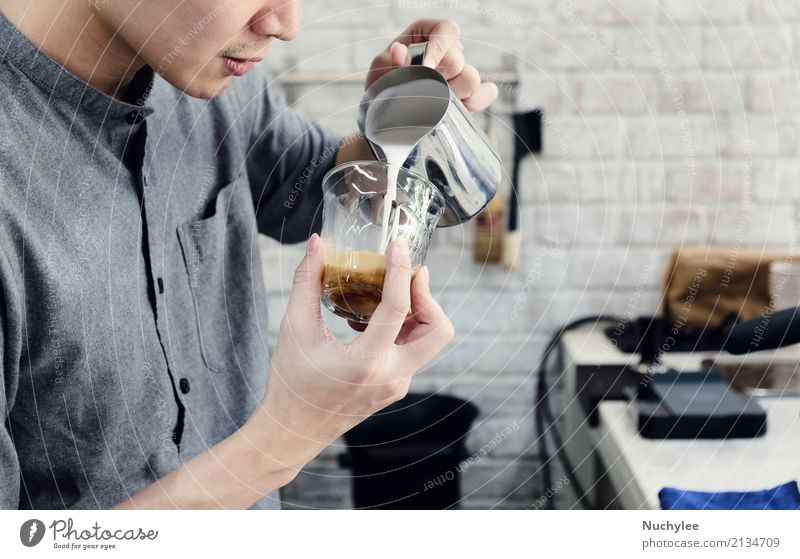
[249,1,301,41]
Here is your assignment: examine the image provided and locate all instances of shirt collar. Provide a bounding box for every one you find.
[0,10,156,120]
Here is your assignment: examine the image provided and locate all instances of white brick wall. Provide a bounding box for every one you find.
[259,0,800,509]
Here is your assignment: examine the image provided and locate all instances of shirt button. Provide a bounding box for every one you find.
[179,378,191,394]
[125,111,144,125]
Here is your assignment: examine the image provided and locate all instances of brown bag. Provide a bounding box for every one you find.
[661,246,788,329]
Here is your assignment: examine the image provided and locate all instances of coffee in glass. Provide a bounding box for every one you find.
[320,161,444,323]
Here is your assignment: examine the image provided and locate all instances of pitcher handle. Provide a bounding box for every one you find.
[407,42,427,66]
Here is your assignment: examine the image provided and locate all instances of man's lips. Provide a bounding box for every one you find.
[222,56,262,77]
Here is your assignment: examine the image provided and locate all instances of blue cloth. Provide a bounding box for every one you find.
[659,481,800,510]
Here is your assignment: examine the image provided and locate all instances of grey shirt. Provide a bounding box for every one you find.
[0,11,342,509]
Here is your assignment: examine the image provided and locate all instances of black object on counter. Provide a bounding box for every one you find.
[624,369,767,439]
[338,393,479,509]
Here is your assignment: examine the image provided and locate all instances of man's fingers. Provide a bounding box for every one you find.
[392,18,461,68]
[447,63,481,102]
[357,238,412,350]
[285,233,325,337]
[390,41,409,67]
[437,44,465,81]
[421,19,461,69]
[463,82,499,112]
[400,266,455,370]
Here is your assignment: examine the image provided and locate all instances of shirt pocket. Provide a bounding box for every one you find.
[176,175,268,374]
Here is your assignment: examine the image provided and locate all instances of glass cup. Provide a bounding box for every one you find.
[320,161,446,323]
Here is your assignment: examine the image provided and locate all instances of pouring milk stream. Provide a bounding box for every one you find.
[363,77,448,251]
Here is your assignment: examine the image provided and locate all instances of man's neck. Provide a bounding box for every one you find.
[0,0,146,99]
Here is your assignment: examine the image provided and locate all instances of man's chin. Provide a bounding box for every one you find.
[179,76,233,100]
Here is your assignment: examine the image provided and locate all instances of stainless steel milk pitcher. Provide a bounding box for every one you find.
[356,42,503,227]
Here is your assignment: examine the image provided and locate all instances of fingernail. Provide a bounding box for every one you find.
[419,265,431,293]
[420,265,430,282]
[307,233,319,255]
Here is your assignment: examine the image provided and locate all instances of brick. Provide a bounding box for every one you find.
[627,163,668,202]
[460,29,529,72]
[572,164,629,201]
[658,75,745,114]
[619,206,707,247]
[529,205,627,247]
[271,30,357,73]
[526,162,664,203]
[664,163,751,202]
[528,28,617,70]
[709,203,796,247]
[747,74,800,113]
[307,0,397,28]
[542,115,626,159]
[750,0,800,22]
[660,0,748,24]
[349,30,399,75]
[525,161,580,203]
[553,0,658,25]
[393,0,529,29]
[423,244,525,290]
[703,27,792,69]
[436,286,538,333]
[718,118,800,157]
[513,71,570,114]
[624,117,718,159]
[522,288,661,331]
[573,74,658,114]
[419,331,548,378]
[517,240,575,288]
[615,27,703,70]
[561,162,667,202]
[795,28,800,65]
[559,247,669,289]
[287,83,363,123]
[752,160,800,201]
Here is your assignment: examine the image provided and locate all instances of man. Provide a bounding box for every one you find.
[0,0,497,509]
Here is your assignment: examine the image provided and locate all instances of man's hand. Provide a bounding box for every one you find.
[336,19,498,164]
[256,234,455,467]
[365,19,499,112]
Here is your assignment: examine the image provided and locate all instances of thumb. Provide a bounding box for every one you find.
[285,233,325,330]
[403,265,454,353]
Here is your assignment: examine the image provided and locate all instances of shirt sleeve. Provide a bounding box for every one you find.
[0,250,21,509]
[244,69,346,244]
